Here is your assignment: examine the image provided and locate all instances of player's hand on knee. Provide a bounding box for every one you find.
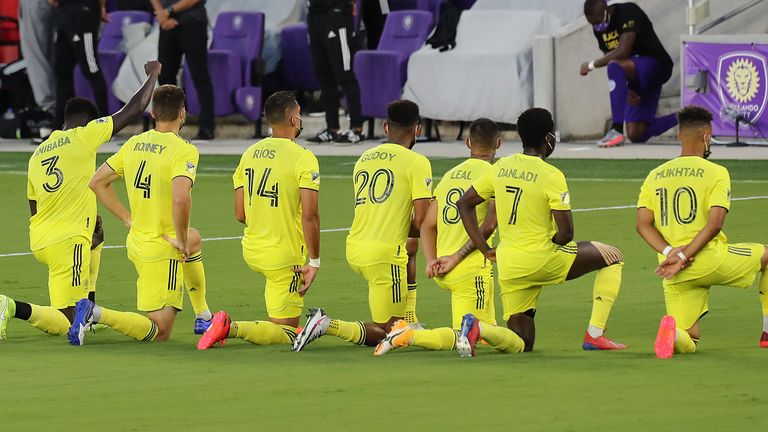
[295,265,319,297]
[483,248,497,262]
[162,234,190,261]
[434,254,460,277]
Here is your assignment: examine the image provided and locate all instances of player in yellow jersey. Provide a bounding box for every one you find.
[455,108,627,357]
[67,84,199,345]
[374,118,501,355]
[0,62,160,341]
[293,100,433,351]
[635,106,768,357]
[196,91,321,350]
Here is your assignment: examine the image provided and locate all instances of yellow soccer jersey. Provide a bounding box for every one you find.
[434,158,493,281]
[638,156,730,260]
[106,130,199,262]
[472,153,571,279]
[346,143,433,267]
[27,117,114,250]
[233,137,320,270]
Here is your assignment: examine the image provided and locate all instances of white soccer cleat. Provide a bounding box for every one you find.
[0,295,13,341]
[292,307,329,352]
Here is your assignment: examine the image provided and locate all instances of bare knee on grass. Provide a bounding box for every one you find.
[686,321,702,340]
[148,306,178,341]
[507,312,536,352]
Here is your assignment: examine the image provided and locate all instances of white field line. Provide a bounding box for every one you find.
[1,196,766,259]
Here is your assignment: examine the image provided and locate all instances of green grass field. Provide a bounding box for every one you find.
[1,152,767,430]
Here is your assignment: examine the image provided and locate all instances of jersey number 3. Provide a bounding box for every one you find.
[41,156,64,192]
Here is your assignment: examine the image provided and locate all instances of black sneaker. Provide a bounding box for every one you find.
[196,129,215,140]
[307,128,339,143]
[333,129,364,145]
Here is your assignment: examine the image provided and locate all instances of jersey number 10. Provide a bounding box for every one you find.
[655,186,697,226]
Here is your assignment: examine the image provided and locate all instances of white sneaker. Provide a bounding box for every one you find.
[0,295,12,341]
[292,307,329,352]
[597,129,626,148]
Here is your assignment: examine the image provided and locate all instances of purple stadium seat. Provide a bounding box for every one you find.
[354,10,433,134]
[74,11,152,114]
[280,23,320,92]
[184,11,264,117]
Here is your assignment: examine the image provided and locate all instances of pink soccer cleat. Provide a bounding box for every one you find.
[582,332,627,350]
[760,332,768,348]
[197,311,231,350]
[654,315,676,359]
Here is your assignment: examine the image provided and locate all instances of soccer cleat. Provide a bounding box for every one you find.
[374,320,414,356]
[292,307,329,352]
[197,311,231,350]
[760,332,768,348]
[68,298,95,346]
[597,129,625,148]
[307,129,339,144]
[582,331,627,350]
[0,295,15,341]
[456,313,480,358]
[654,315,676,359]
[333,129,364,145]
[194,318,212,335]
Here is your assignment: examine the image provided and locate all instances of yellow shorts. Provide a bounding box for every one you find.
[664,243,764,329]
[499,244,578,320]
[246,262,304,319]
[132,258,184,312]
[349,262,406,324]
[435,272,496,330]
[33,237,91,309]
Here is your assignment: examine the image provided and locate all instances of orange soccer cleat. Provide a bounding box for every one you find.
[760,331,768,348]
[582,332,627,350]
[197,311,231,350]
[654,315,676,359]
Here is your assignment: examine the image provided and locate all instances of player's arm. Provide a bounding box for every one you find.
[234,187,246,224]
[419,200,439,277]
[164,177,193,259]
[111,61,161,136]
[457,187,494,261]
[29,200,37,216]
[636,207,670,254]
[593,32,636,67]
[296,188,320,296]
[409,199,431,238]
[551,210,574,245]
[436,201,498,276]
[89,164,131,229]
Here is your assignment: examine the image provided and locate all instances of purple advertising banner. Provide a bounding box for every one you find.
[682,40,768,139]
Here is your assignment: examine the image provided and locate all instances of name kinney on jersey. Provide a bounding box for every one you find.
[360,151,396,162]
[133,142,167,154]
[35,136,70,156]
[654,167,705,180]
[498,168,539,182]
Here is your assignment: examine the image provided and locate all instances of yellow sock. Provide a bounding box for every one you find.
[88,243,102,295]
[99,308,158,341]
[184,252,210,317]
[589,263,623,329]
[28,305,70,336]
[405,283,418,323]
[479,323,525,353]
[229,321,295,345]
[326,319,366,345]
[759,270,768,317]
[674,328,698,353]
[411,327,458,350]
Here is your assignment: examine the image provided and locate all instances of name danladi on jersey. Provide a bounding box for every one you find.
[498,168,539,182]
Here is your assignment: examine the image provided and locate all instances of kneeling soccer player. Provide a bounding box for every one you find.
[0,62,160,340]
[636,105,768,357]
[196,91,321,350]
[375,118,501,355]
[68,84,200,345]
[455,108,627,357]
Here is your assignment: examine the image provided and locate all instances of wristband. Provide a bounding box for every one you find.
[676,251,687,261]
[588,61,596,71]
[308,258,321,268]
[661,246,673,257]
[166,6,175,17]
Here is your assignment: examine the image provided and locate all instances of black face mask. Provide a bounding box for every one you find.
[293,116,303,139]
[703,134,712,159]
[544,132,557,157]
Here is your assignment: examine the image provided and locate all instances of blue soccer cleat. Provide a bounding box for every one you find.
[68,298,95,346]
[457,313,480,358]
[194,318,212,335]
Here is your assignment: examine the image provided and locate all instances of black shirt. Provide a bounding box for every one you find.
[307,0,353,14]
[592,2,673,74]
[162,0,208,25]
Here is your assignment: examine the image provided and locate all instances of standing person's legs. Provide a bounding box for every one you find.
[308,13,342,133]
[19,0,56,112]
[157,27,182,85]
[625,56,677,143]
[54,26,77,128]
[362,0,388,50]
[328,13,364,132]
[179,20,215,136]
[66,6,109,117]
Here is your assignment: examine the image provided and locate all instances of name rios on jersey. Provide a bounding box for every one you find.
[654,167,705,180]
[497,168,539,182]
[35,136,70,156]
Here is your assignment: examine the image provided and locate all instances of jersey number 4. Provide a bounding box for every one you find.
[655,186,697,226]
[245,167,279,207]
[40,156,64,192]
[134,160,152,199]
[354,169,394,206]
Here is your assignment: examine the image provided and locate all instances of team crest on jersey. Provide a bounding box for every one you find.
[561,191,570,206]
[311,171,320,184]
[96,117,108,123]
[425,178,433,189]
[186,161,197,174]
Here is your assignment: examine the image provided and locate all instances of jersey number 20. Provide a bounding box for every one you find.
[354,169,394,206]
